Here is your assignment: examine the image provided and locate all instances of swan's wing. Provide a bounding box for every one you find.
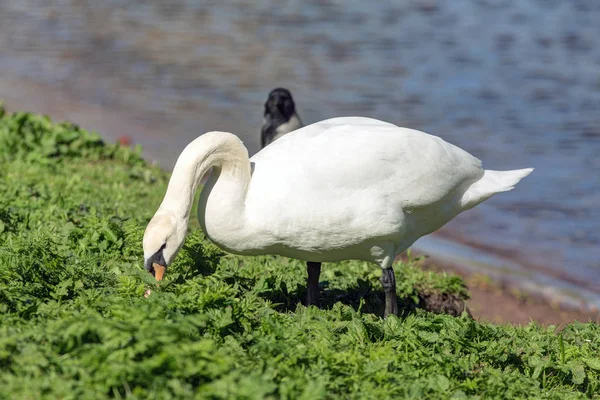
[247,120,483,243]
[383,128,484,208]
[251,119,482,206]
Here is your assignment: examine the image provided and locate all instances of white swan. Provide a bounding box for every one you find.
[143,117,533,316]
[260,88,303,148]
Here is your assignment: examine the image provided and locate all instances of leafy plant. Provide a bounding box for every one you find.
[0,104,145,166]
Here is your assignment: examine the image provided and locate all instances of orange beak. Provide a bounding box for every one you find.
[153,263,166,281]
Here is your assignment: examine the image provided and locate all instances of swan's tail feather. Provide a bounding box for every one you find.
[461,168,534,210]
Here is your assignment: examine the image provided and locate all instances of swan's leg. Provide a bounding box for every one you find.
[372,245,398,317]
[380,268,398,317]
[306,261,321,306]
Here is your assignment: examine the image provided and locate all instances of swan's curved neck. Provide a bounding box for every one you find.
[156,132,251,233]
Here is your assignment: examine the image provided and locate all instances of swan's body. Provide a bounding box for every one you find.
[144,117,533,316]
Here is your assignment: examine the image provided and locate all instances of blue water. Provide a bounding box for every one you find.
[0,0,598,309]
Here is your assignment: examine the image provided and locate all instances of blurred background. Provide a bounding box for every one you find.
[1,0,599,313]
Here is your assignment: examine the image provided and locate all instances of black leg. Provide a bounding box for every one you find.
[306,262,321,307]
[380,268,398,317]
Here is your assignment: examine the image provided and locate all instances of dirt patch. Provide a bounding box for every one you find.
[418,290,472,318]
[422,262,600,325]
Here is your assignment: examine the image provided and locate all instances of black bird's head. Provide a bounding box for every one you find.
[261,88,302,148]
[264,87,296,121]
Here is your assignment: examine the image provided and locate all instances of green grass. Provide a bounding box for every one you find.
[0,106,599,399]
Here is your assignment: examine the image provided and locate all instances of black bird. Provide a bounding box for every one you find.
[260,88,303,148]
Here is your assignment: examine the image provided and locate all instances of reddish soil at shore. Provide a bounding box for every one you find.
[424,262,600,326]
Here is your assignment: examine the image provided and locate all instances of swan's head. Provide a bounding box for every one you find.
[142,214,185,279]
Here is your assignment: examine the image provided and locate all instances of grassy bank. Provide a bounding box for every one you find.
[0,107,599,399]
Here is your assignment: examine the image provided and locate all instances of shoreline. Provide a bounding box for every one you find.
[412,233,600,314]
[410,252,600,325]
